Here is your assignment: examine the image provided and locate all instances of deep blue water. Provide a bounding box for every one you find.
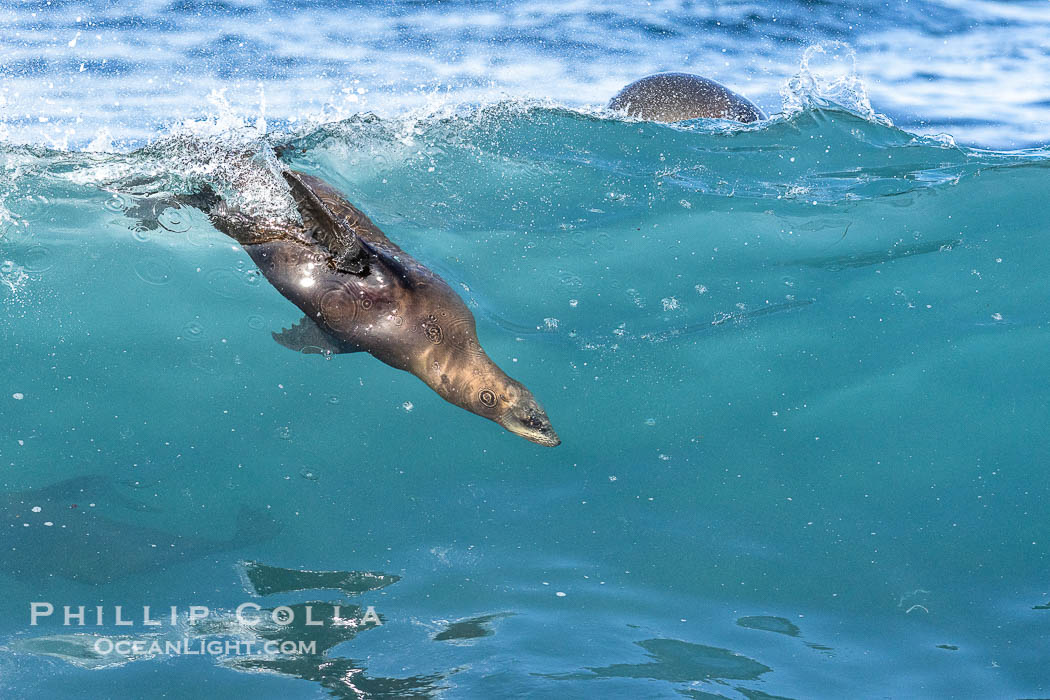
[2,2,1050,698]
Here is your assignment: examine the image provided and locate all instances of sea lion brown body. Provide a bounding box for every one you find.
[208,170,560,447]
[609,72,765,123]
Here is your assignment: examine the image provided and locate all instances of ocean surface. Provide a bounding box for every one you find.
[2,1,1050,698]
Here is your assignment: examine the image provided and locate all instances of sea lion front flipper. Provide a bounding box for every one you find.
[282,170,371,275]
[272,316,360,356]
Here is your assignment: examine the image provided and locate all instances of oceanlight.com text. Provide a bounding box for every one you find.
[94,638,318,656]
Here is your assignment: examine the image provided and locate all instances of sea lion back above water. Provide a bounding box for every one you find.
[609,72,765,123]
[203,169,561,447]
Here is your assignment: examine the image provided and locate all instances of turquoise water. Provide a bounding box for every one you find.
[2,104,1049,697]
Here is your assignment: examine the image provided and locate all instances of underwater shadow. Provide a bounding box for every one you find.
[0,476,279,585]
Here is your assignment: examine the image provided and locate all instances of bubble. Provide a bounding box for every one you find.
[189,353,220,375]
[23,245,53,273]
[182,321,206,342]
[103,192,132,214]
[18,194,50,223]
[157,206,192,233]
[276,425,291,440]
[371,152,390,172]
[182,222,212,248]
[134,255,174,285]
[1,225,33,251]
[327,395,340,404]
[594,231,616,252]
[557,271,582,288]
[299,468,319,481]
[422,321,443,344]
[247,314,266,330]
[206,268,247,299]
[320,287,358,332]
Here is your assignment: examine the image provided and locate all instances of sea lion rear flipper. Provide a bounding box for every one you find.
[272,316,360,355]
[283,170,371,275]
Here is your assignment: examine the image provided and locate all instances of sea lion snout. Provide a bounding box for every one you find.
[498,390,560,448]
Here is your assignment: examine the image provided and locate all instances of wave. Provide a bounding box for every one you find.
[2,95,1048,354]
[2,97,1045,226]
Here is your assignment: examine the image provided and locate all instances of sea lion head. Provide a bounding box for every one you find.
[489,378,560,448]
[447,366,560,447]
[417,307,560,447]
[609,72,765,123]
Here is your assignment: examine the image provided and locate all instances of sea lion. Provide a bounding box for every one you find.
[609,72,765,123]
[201,170,560,447]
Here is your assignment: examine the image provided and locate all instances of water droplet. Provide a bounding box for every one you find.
[157,206,191,233]
[19,194,50,223]
[23,246,53,272]
[189,353,220,375]
[134,256,174,285]
[206,269,246,299]
[103,192,131,214]
[182,321,206,342]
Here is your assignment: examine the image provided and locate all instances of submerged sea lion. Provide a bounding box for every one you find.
[609,72,765,123]
[202,170,560,447]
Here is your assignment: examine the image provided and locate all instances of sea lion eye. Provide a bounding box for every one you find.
[479,389,497,408]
